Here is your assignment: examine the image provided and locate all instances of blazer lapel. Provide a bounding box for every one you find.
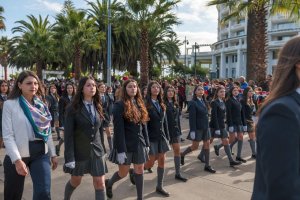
[291,91,300,106]
[81,105,93,125]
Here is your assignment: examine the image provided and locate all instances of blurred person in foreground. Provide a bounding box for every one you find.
[252,36,300,199]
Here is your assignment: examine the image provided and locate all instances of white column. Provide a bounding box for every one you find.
[236,49,242,77]
[220,52,226,78]
[211,55,216,72]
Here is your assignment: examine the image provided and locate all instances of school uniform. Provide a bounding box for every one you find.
[187,98,210,141]
[58,95,72,127]
[241,99,255,132]
[147,100,170,155]
[64,102,107,176]
[209,99,228,138]
[165,101,181,144]
[225,97,246,132]
[100,94,112,128]
[252,91,300,200]
[0,94,7,138]
[108,101,149,165]
[46,94,59,127]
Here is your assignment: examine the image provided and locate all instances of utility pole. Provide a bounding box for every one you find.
[183,36,189,66]
[194,42,199,78]
[107,0,112,86]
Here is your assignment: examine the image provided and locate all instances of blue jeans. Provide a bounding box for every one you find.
[4,141,51,200]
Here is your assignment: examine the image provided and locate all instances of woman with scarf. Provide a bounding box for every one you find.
[63,76,107,200]
[2,71,57,200]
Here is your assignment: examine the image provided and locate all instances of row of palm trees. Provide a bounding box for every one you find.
[0,0,181,86]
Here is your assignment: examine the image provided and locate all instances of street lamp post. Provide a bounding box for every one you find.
[107,0,112,86]
[183,36,189,66]
[194,42,199,78]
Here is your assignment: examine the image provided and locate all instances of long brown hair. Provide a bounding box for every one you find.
[121,79,148,124]
[0,80,9,95]
[163,85,179,108]
[48,84,59,101]
[70,76,103,117]
[9,71,45,101]
[242,86,254,106]
[258,36,300,114]
[145,81,166,112]
[212,85,226,101]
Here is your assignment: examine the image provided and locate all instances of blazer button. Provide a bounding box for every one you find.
[91,134,94,137]
[92,127,94,129]
[90,142,93,144]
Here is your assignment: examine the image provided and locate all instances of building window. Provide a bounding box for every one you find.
[272,50,279,59]
[226,68,229,78]
[226,56,228,63]
[232,68,236,78]
[237,30,245,36]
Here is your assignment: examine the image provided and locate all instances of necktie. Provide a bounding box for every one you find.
[87,104,95,124]
[154,101,161,113]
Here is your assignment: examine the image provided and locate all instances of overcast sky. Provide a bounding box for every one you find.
[1,0,218,53]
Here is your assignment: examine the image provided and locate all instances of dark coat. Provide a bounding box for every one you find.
[0,95,7,135]
[64,104,104,163]
[101,94,112,124]
[241,99,255,121]
[112,101,149,153]
[252,92,300,200]
[165,101,181,139]
[58,95,71,127]
[147,102,170,142]
[209,99,226,130]
[188,98,209,132]
[225,97,246,127]
[46,94,59,120]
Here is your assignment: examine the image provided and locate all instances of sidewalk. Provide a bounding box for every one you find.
[0,115,255,200]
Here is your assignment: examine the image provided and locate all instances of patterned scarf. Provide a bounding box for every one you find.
[19,95,52,142]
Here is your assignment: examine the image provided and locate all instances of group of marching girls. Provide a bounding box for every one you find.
[105,80,187,199]
[61,78,257,200]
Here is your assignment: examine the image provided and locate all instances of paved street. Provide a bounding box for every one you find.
[0,114,255,200]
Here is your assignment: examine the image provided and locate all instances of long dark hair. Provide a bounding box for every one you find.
[259,36,300,114]
[70,76,103,117]
[163,85,179,108]
[9,71,45,101]
[62,82,76,97]
[226,86,240,100]
[212,85,225,101]
[145,81,166,111]
[121,79,149,124]
[192,85,209,107]
[0,80,9,95]
[242,86,254,106]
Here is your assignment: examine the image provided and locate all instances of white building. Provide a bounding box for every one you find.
[180,4,300,79]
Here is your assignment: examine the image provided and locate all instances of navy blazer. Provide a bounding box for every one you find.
[64,104,104,163]
[252,92,300,200]
[112,101,150,153]
[225,97,246,127]
[101,94,112,123]
[147,102,170,142]
[58,96,71,127]
[165,101,181,139]
[209,99,226,130]
[188,98,209,132]
[0,95,7,134]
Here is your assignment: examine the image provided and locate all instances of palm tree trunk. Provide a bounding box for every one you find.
[140,28,149,87]
[36,60,43,80]
[246,2,268,85]
[74,45,82,80]
[4,65,7,81]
